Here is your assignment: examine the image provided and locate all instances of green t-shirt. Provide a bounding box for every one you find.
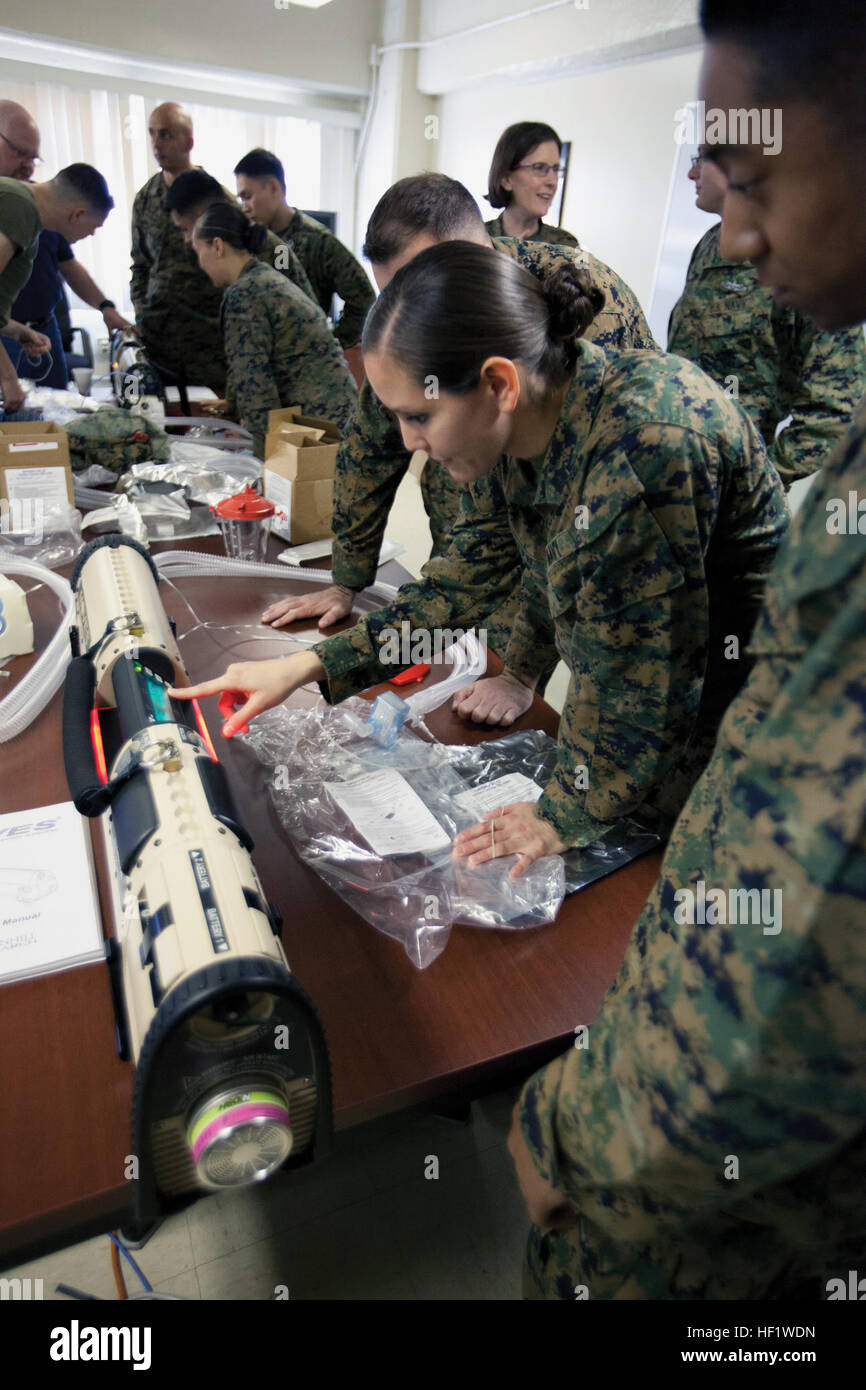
[0,178,41,328]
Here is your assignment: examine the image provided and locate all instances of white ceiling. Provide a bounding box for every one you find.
[0,0,380,95]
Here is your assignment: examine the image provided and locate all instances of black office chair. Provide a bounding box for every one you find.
[65,326,94,380]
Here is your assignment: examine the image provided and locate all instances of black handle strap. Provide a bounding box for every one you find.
[62,655,112,815]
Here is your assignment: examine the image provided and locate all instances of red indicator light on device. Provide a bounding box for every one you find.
[90,707,109,784]
[192,699,219,761]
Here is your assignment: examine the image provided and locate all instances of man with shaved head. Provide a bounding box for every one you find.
[130,102,229,393]
[0,100,40,182]
[0,100,46,407]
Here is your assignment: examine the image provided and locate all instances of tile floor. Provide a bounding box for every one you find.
[5,1086,528,1301]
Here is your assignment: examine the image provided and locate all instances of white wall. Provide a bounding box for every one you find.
[650,113,720,345]
[356,0,437,261]
[435,45,703,317]
[417,0,699,94]
[0,0,378,94]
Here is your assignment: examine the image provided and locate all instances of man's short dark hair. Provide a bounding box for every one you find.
[233,148,286,193]
[54,164,113,216]
[362,174,484,264]
[700,1,866,133]
[163,169,226,216]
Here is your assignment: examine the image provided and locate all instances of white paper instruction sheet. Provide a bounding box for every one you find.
[325,768,451,856]
[453,772,544,819]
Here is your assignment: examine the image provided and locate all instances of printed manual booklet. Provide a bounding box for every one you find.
[0,801,104,985]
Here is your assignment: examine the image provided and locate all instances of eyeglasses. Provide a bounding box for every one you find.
[0,131,42,165]
[690,154,708,170]
[513,162,565,180]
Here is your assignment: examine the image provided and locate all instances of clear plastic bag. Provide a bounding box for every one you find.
[160,582,660,967]
[20,386,101,420]
[83,486,219,544]
[0,501,83,568]
[436,729,662,896]
[134,448,261,506]
[75,463,119,487]
[81,494,149,546]
[244,699,564,968]
[243,700,659,969]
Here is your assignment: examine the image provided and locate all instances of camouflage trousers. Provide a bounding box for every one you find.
[523,1219,830,1301]
[421,458,558,685]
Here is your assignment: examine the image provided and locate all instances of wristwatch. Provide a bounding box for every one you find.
[98,299,116,313]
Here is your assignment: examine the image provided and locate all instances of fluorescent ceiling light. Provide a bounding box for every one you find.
[286,1,334,8]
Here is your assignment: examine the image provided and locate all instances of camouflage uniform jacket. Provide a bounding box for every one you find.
[331,238,658,595]
[275,210,374,350]
[220,258,357,459]
[314,341,788,848]
[667,222,866,486]
[519,389,866,1300]
[484,213,580,247]
[129,171,316,391]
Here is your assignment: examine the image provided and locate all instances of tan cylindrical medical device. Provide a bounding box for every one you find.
[63,535,331,1227]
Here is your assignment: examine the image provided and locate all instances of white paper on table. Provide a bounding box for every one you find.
[453,772,544,819]
[3,463,69,510]
[324,768,451,856]
[0,801,103,985]
[276,537,404,567]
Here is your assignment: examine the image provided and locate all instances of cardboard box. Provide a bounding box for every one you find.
[0,421,74,508]
[266,406,341,444]
[264,470,334,544]
[265,406,341,481]
[264,406,341,541]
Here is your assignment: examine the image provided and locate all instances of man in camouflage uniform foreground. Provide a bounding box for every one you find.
[668,144,866,487]
[512,0,866,1300]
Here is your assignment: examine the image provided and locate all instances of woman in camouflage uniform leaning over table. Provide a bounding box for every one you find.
[173,242,788,874]
[192,202,357,459]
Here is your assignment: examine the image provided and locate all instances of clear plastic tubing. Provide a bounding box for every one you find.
[404,630,486,720]
[0,558,74,743]
[153,550,399,604]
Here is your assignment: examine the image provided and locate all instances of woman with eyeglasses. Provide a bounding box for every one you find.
[484,121,579,246]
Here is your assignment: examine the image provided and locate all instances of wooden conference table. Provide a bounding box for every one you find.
[0,536,663,1267]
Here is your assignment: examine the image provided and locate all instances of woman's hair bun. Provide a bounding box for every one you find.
[245,221,268,255]
[545,263,605,341]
